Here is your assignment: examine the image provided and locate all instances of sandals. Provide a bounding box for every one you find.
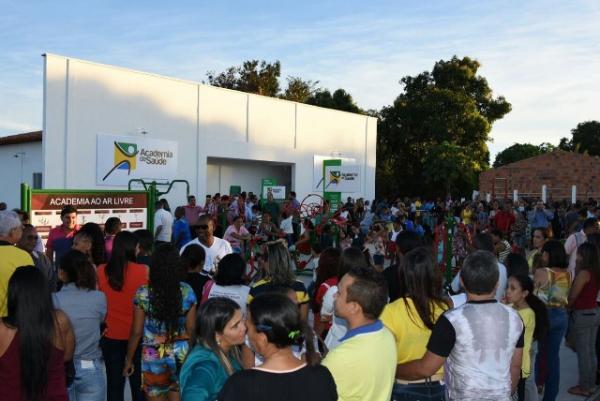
[567,385,593,397]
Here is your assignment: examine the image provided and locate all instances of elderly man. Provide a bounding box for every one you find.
[0,210,33,316]
[17,224,56,291]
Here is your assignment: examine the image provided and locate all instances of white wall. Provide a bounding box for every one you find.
[43,54,377,206]
[0,141,43,209]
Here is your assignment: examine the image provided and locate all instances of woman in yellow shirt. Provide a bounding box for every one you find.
[380,247,450,401]
[505,274,548,401]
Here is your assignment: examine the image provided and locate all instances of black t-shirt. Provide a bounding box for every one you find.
[383,264,400,302]
[185,271,211,302]
[219,364,337,401]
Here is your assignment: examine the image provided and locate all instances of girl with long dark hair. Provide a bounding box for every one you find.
[180,297,246,401]
[123,244,197,400]
[79,222,107,266]
[533,239,571,401]
[311,247,341,337]
[54,250,107,401]
[0,267,75,401]
[97,231,148,401]
[566,242,600,396]
[380,247,449,401]
[219,293,337,401]
[506,274,549,401]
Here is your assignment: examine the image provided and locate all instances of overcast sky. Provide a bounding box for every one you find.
[1,0,599,160]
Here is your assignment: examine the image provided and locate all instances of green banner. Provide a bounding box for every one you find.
[323,159,342,212]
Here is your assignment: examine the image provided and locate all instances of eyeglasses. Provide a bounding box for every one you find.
[26,235,39,240]
[196,224,209,230]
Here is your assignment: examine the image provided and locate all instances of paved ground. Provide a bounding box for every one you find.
[555,342,599,401]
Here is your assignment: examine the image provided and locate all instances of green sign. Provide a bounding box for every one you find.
[261,178,277,200]
[323,159,342,212]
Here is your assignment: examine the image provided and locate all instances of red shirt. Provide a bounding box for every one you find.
[0,333,67,401]
[97,262,148,340]
[493,211,515,234]
[574,274,600,310]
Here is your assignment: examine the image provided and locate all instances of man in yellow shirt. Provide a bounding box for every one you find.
[0,211,34,316]
[323,267,396,401]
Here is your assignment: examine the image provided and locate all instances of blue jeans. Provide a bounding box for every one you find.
[68,358,106,401]
[536,307,568,401]
[391,382,445,401]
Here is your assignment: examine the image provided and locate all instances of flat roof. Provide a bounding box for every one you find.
[0,131,42,146]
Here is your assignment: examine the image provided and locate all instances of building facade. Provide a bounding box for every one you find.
[479,150,600,201]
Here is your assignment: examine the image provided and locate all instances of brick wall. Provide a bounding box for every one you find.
[480,150,600,200]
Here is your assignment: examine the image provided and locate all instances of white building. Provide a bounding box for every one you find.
[0,132,44,209]
[0,54,377,208]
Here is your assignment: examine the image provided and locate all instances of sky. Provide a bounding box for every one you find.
[1,0,599,161]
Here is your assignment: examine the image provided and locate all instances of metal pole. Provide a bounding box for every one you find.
[572,185,577,204]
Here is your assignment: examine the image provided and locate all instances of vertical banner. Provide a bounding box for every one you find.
[323,159,342,212]
[261,178,277,200]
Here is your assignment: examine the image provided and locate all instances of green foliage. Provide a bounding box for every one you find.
[307,89,361,113]
[493,143,548,168]
[207,60,281,96]
[207,60,362,114]
[567,121,600,156]
[376,56,511,198]
[282,76,319,103]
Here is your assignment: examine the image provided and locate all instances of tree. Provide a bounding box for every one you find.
[307,89,361,113]
[560,121,600,156]
[206,60,281,96]
[493,143,546,168]
[282,76,319,103]
[376,56,511,198]
[207,60,363,114]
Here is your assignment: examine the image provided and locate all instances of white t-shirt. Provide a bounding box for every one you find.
[280,216,294,234]
[206,283,250,315]
[180,237,233,273]
[154,209,173,242]
[321,285,348,350]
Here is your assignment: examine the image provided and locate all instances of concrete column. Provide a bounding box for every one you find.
[513,190,518,202]
[542,185,547,203]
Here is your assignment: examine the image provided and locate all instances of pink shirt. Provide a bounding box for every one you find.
[223,225,249,248]
[184,205,204,226]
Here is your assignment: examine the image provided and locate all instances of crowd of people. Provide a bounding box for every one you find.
[0,192,600,401]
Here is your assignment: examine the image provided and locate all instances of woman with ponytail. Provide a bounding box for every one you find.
[506,274,548,401]
[219,293,337,401]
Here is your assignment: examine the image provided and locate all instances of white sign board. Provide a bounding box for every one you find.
[313,155,356,191]
[30,192,148,247]
[263,185,286,200]
[97,135,178,186]
[324,166,361,193]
